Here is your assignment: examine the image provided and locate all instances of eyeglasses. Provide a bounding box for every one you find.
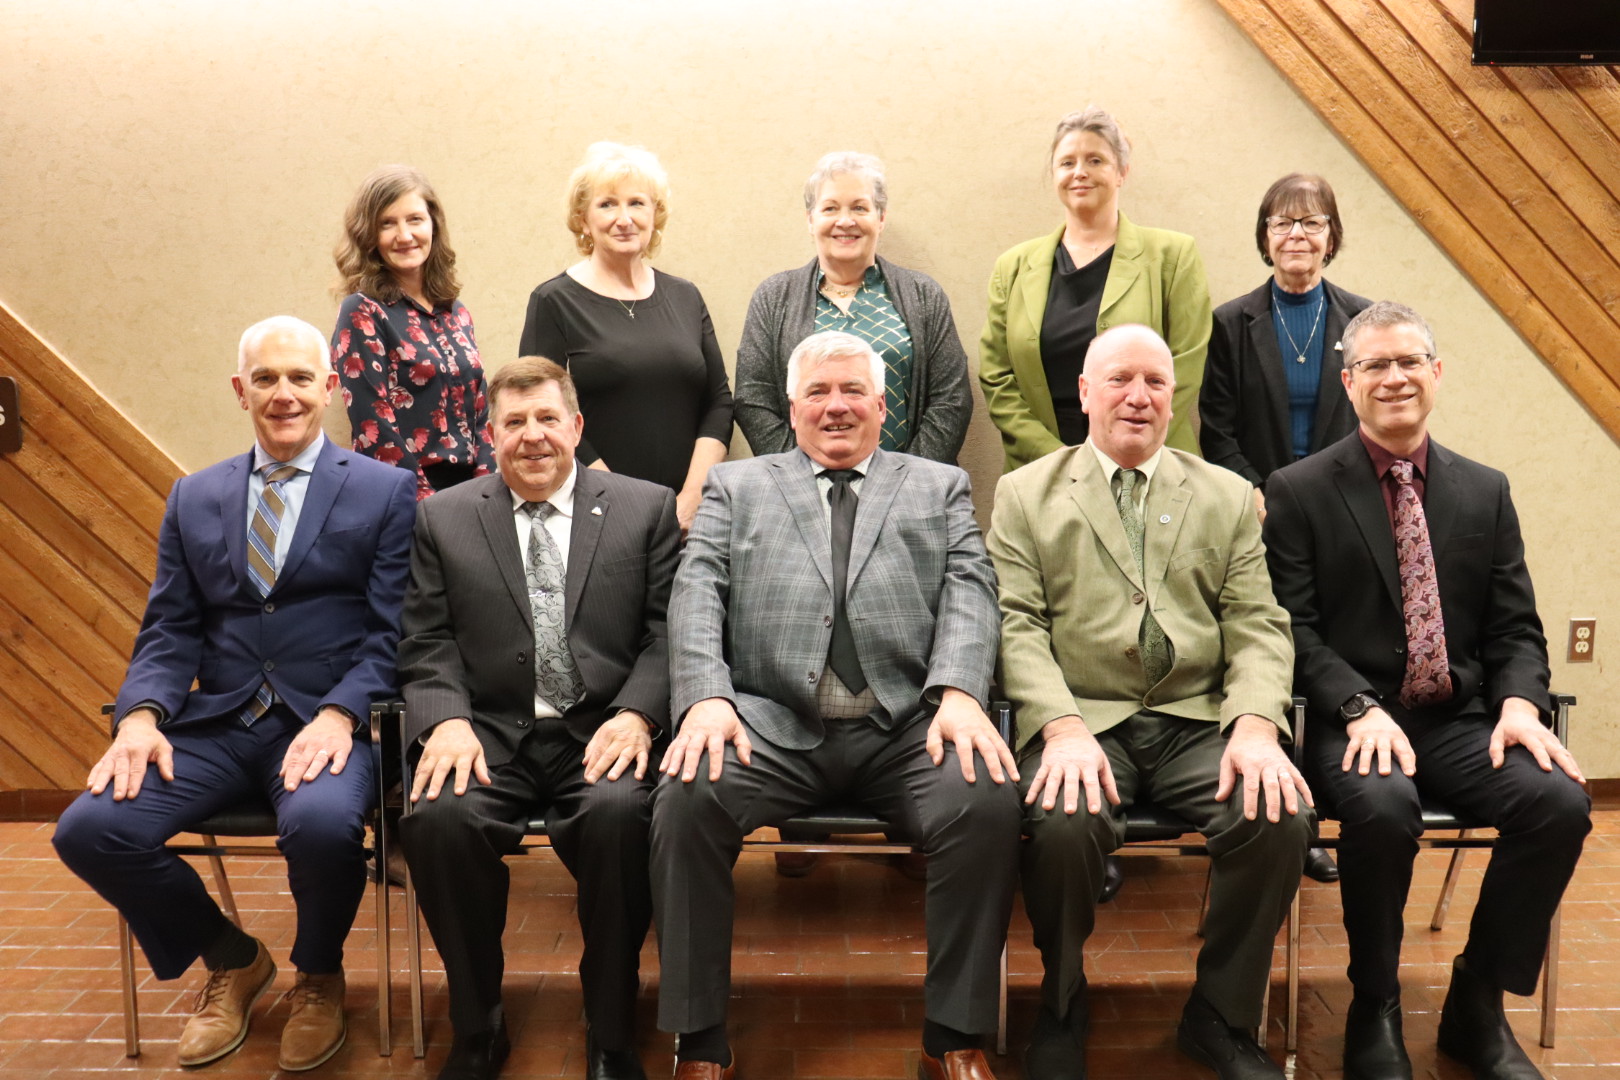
[1347,353,1433,378]
[1265,215,1331,236]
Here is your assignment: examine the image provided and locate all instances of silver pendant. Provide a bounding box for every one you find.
[1296,354,1307,363]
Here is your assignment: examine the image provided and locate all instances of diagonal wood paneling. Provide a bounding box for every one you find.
[1213,0,1620,445]
[0,301,181,793]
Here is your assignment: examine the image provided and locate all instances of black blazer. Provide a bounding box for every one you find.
[1199,279,1371,484]
[1262,433,1550,730]
[399,469,680,766]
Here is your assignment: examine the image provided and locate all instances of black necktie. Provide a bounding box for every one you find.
[823,469,867,694]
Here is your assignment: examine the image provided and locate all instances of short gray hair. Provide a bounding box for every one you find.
[802,151,888,215]
[1340,301,1438,370]
[785,331,885,398]
[238,315,330,373]
[1048,106,1131,174]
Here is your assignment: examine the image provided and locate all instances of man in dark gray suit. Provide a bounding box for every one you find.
[398,358,680,1080]
[651,331,1022,1080]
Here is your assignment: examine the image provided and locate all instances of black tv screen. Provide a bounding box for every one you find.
[1472,1,1620,65]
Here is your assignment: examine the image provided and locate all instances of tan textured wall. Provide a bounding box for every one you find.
[1,0,1616,773]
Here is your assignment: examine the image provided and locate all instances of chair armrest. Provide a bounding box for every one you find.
[1551,691,1575,745]
[1289,697,1307,764]
[990,699,1014,746]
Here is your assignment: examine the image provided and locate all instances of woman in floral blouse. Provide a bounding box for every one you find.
[331,165,494,499]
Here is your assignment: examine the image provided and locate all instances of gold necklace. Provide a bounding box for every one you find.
[821,281,858,299]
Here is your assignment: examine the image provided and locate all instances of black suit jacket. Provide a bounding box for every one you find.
[1199,279,1371,484]
[399,469,680,766]
[1262,432,1550,730]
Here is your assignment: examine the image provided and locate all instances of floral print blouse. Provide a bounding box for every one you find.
[332,292,495,500]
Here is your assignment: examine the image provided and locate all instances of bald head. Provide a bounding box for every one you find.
[231,315,338,462]
[1079,324,1175,468]
[237,315,330,375]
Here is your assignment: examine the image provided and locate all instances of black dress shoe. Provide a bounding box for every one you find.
[1097,856,1124,904]
[1176,990,1282,1079]
[1303,846,1340,883]
[438,1022,511,1080]
[586,1031,648,1080]
[1437,956,1545,1079]
[1343,993,1411,1080]
[1024,996,1087,1080]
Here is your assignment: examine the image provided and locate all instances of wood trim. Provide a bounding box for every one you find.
[1213,0,1620,444]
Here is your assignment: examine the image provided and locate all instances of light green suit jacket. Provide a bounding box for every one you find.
[987,444,1293,752]
[978,215,1212,472]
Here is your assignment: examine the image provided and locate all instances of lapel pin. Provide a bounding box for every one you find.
[1159,514,1171,524]
[590,505,603,516]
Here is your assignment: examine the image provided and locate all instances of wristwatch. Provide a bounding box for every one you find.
[1339,692,1380,722]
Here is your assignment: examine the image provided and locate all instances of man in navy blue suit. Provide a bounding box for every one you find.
[54,316,416,1072]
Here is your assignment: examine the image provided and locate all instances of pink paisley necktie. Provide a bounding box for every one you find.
[1391,459,1453,707]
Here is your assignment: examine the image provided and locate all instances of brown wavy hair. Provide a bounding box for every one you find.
[334,165,460,304]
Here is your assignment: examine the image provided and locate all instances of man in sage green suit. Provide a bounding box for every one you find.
[987,325,1311,1080]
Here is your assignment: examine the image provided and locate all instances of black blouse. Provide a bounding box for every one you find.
[518,270,733,492]
[1039,243,1115,446]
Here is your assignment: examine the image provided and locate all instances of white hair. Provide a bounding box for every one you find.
[803,151,889,214]
[237,315,331,373]
[785,331,885,399]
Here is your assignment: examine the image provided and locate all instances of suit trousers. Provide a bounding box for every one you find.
[1019,711,1313,1029]
[53,707,374,980]
[1305,711,1591,999]
[650,714,1021,1035]
[398,721,652,1049]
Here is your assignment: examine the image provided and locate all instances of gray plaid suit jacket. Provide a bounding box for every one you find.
[670,447,999,750]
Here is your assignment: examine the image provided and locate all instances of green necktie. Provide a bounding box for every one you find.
[1115,468,1171,686]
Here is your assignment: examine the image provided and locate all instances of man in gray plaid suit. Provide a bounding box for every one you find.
[650,330,1021,1080]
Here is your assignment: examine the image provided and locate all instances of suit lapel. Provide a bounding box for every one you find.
[1142,453,1192,605]
[848,450,904,585]
[1014,227,1061,347]
[220,452,252,592]
[1332,441,1402,611]
[1244,286,1294,446]
[275,440,347,589]
[1310,285,1356,453]
[474,476,532,625]
[1098,213,1144,320]
[1421,440,1459,555]
[1067,449,1142,590]
[771,453,833,590]
[565,470,609,628]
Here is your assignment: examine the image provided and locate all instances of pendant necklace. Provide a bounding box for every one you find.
[1276,286,1325,364]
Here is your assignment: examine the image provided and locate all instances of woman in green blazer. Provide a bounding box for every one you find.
[980,107,1212,471]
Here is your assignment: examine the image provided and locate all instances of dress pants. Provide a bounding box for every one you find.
[1019,711,1313,1029]
[53,706,374,979]
[650,714,1021,1035]
[1306,709,1591,999]
[398,721,652,1050]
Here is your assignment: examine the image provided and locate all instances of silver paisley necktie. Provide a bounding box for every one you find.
[522,501,583,711]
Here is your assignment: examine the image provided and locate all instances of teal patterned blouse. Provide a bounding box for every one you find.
[814,264,915,450]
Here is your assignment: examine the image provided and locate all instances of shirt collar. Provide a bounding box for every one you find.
[1357,428,1430,481]
[509,463,579,518]
[253,432,325,476]
[1086,440,1162,486]
[805,450,874,478]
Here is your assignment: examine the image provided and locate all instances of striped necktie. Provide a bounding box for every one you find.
[240,463,298,726]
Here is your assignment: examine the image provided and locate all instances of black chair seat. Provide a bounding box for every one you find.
[186,801,279,837]
[524,804,895,838]
[1122,803,1199,842]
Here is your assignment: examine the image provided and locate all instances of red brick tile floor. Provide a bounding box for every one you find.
[0,811,1614,1078]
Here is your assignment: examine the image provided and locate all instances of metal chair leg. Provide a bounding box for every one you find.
[202,838,241,926]
[996,943,1008,1056]
[1540,905,1561,1047]
[118,915,140,1057]
[1430,832,1469,931]
[1257,965,1270,1047]
[375,814,392,1056]
[406,864,425,1058]
[1285,889,1300,1052]
[1196,860,1212,938]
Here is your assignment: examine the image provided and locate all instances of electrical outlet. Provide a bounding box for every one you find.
[1567,619,1596,664]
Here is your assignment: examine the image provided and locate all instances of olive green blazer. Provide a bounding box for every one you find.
[987,444,1293,752]
[978,215,1212,472]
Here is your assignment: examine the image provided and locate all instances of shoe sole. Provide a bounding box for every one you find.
[177,960,278,1068]
[278,1015,347,1072]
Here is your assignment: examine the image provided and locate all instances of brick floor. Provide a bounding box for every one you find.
[0,811,1614,1078]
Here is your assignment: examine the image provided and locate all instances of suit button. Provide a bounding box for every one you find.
[517,719,529,728]
[517,652,527,665]
[808,671,818,683]
[1395,647,1406,655]
[263,601,275,613]
[1125,647,1138,660]
[263,661,275,672]
[1131,593,1144,605]
[824,615,833,628]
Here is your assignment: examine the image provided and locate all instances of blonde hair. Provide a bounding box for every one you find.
[564,142,671,257]
[1048,106,1132,174]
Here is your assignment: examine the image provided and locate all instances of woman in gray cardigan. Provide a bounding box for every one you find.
[733,152,971,462]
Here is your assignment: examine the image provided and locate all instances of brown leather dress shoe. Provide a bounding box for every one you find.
[278,970,347,1071]
[177,939,277,1067]
[918,1048,998,1079]
[672,1062,736,1080]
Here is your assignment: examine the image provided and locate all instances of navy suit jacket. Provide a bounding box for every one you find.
[113,438,418,729]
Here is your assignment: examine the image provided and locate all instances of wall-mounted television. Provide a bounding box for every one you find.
[1472,1,1620,65]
